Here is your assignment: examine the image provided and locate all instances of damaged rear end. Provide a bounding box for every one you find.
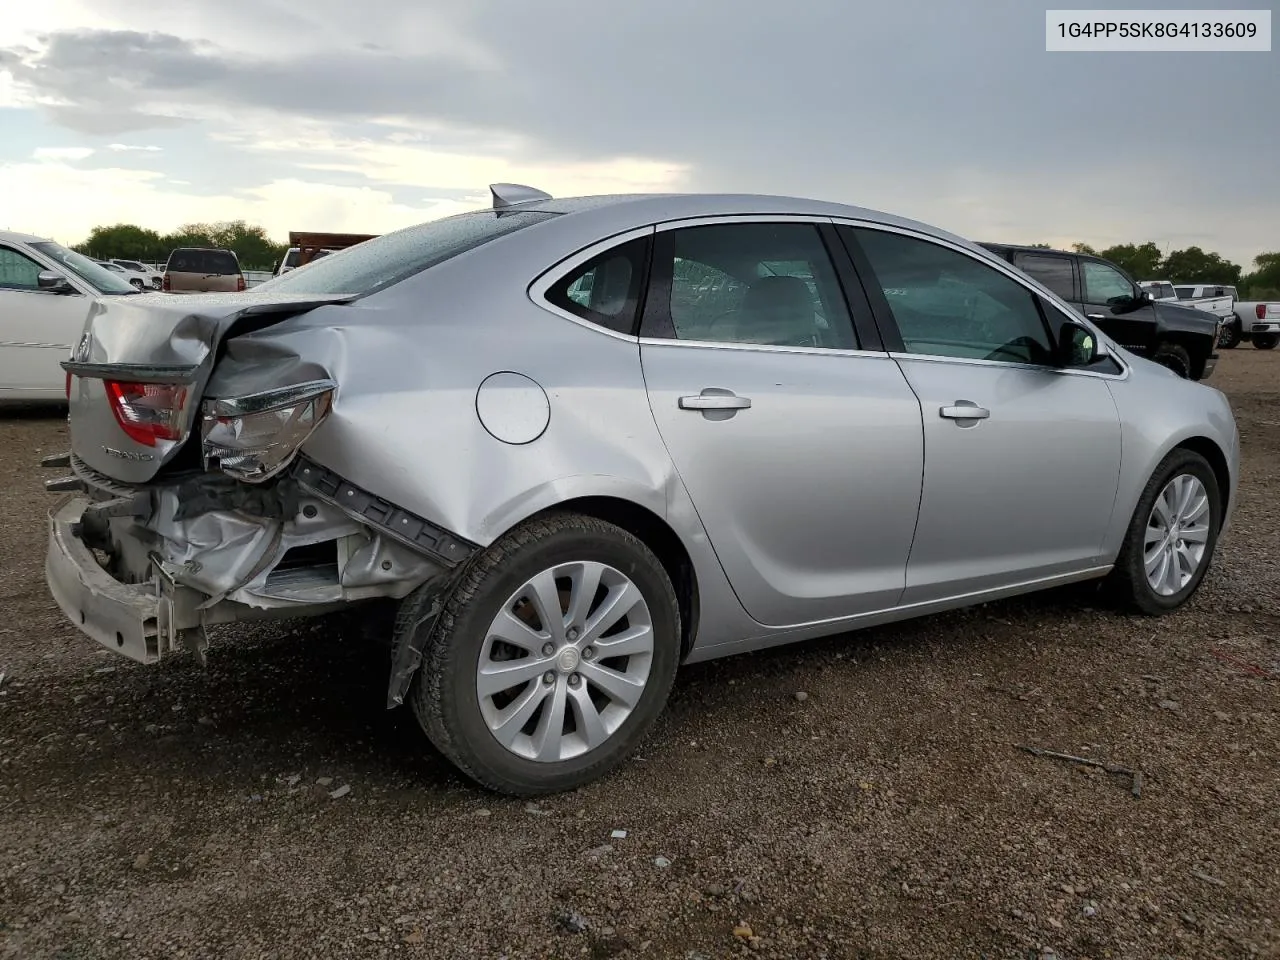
[43,292,473,672]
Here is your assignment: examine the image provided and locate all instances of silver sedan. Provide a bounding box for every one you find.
[44,184,1239,795]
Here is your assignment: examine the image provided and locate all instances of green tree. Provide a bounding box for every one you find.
[73,223,165,262]
[1240,252,1280,300]
[1162,246,1242,285]
[1071,242,1099,256]
[75,220,289,270]
[1097,242,1164,280]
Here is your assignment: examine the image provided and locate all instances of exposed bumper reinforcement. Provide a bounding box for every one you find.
[46,497,168,663]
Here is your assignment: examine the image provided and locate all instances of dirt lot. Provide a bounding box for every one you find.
[1,350,1276,960]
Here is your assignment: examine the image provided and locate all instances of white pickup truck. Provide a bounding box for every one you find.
[1225,299,1280,350]
[1140,280,1236,323]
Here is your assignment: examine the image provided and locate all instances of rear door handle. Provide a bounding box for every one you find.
[940,402,990,420]
[679,393,752,410]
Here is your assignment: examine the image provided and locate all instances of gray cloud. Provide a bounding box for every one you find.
[3,0,1277,261]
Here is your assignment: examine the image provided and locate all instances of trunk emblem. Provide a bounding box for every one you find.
[103,446,155,461]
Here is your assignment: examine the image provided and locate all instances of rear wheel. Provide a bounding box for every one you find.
[1218,320,1242,349]
[1253,333,1278,350]
[408,513,680,796]
[1151,342,1192,378]
[1106,448,1220,615]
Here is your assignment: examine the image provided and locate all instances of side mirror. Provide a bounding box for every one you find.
[37,270,75,294]
[1138,289,1154,303]
[1057,320,1101,367]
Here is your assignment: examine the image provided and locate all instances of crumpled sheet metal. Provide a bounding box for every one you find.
[147,486,444,610]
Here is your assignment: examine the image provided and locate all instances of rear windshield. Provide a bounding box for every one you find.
[168,249,241,275]
[255,210,559,297]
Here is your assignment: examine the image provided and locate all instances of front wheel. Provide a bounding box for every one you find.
[1253,333,1278,350]
[1106,449,1221,615]
[1151,342,1192,378]
[407,513,680,796]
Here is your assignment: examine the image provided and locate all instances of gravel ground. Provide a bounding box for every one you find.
[1,350,1277,960]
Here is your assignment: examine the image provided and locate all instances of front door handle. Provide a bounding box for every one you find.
[940,401,990,420]
[679,393,752,410]
[1086,313,1106,320]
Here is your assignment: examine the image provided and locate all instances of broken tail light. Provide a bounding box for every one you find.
[104,381,189,446]
[201,380,337,483]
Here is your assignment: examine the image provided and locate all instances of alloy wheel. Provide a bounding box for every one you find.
[1144,473,1211,596]
[476,561,654,762]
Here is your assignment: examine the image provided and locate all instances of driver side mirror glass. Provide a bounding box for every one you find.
[1057,320,1100,367]
[37,270,74,294]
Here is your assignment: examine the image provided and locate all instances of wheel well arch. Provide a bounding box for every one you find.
[1174,435,1231,517]
[533,496,700,660]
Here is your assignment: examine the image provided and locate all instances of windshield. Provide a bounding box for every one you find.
[29,241,138,295]
[255,209,559,297]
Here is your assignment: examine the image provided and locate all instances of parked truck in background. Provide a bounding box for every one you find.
[1225,299,1280,350]
[980,243,1220,380]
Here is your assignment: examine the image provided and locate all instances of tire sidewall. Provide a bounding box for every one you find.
[1152,344,1191,379]
[1254,334,1278,350]
[1124,451,1221,612]
[419,520,679,793]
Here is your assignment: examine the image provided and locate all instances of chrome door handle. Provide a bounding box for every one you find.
[679,394,752,410]
[940,402,990,420]
[1086,313,1106,320]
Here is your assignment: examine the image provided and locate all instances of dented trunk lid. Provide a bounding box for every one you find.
[65,291,353,484]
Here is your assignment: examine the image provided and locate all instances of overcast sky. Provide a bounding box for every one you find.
[1,0,1276,268]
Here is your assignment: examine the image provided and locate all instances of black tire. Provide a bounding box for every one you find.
[406,513,680,796]
[1253,333,1278,350]
[1151,342,1192,378]
[1105,448,1221,616]
[1218,320,1242,349]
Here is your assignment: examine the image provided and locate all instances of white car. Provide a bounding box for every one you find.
[95,259,153,291]
[109,258,163,289]
[0,231,144,400]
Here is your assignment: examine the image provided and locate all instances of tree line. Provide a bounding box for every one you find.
[1026,241,1280,299]
[72,221,289,272]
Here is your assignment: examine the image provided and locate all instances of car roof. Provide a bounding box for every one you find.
[0,229,51,244]
[977,241,1082,258]
[509,192,981,250]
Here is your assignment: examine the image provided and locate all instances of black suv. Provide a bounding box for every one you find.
[979,243,1220,380]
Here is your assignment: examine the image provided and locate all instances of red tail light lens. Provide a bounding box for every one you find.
[236,274,246,292]
[162,274,171,291]
[65,372,72,399]
[104,381,189,446]
[1258,304,1267,320]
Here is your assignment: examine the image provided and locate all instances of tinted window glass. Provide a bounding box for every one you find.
[257,210,558,297]
[546,236,649,335]
[1081,260,1134,304]
[1174,286,1195,299]
[28,241,137,294]
[852,228,1054,365]
[642,223,857,349]
[167,249,240,275]
[1013,253,1075,300]
[0,247,44,289]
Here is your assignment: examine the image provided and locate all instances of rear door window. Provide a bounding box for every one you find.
[1012,253,1076,301]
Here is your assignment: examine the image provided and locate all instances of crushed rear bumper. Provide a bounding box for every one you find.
[47,497,175,663]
